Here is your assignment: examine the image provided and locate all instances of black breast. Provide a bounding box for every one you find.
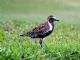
[38,30,53,38]
[38,24,54,38]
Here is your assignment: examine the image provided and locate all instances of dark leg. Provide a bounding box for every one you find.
[39,38,43,48]
[21,54,25,60]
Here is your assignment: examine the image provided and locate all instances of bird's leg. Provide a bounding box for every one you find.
[39,38,43,48]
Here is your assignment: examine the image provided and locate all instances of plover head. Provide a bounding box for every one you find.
[48,15,59,24]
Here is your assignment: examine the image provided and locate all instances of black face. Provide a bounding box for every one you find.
[48,15,59,23]
[49,18,54,23]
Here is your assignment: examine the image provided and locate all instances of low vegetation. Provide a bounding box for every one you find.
[0,0,80,60]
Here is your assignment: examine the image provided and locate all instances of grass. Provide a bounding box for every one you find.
[0,0,80,60]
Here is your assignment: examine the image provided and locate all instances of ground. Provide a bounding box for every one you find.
[0,0,80,60]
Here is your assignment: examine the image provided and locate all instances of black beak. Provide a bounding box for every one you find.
[54,19,59,21]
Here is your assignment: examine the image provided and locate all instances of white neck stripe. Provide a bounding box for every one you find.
[48,22,52,31]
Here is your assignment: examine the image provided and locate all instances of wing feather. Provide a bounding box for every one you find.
[32,22,50,35]
[32,22,49,32]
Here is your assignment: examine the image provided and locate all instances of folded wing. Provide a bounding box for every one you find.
[20,22,50,38]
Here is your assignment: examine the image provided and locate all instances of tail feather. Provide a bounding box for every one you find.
[20,32,38,38]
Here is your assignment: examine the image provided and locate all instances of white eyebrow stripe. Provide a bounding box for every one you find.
[52,16,56,19]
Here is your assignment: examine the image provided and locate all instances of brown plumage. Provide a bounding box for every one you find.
[20,15,59,47]
[32,22,49,32]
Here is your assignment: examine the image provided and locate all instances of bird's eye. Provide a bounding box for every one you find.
[49,18,54,23]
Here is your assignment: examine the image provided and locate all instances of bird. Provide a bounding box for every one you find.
[20,15,59,47]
